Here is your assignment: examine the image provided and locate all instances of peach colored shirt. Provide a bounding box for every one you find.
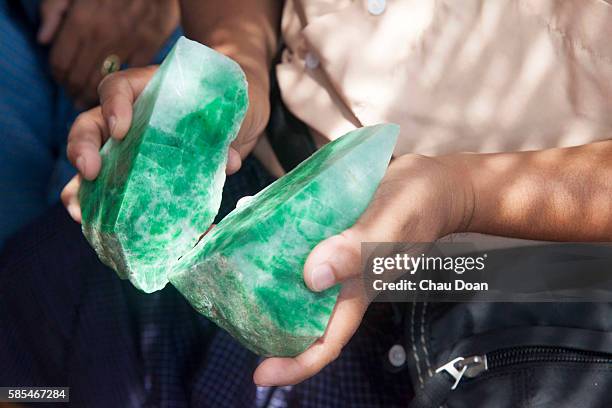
[275,0,612,156]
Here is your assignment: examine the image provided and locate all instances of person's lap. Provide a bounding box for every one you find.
[0,156,274,407]
[0,155,415,407]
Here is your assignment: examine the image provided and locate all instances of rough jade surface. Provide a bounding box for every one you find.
[169,124,399,356]
[79,37,248,293]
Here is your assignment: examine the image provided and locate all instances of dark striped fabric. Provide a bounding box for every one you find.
[0,186,414,407]
[258,303,414,408]
[0,156,275,407]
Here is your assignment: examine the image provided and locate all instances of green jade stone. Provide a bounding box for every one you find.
[79,37,248,293]
[169,124,399,356]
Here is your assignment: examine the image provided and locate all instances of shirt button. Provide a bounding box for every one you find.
[388,344,406,367]
[368,0,386,16]
[305,52,320,69]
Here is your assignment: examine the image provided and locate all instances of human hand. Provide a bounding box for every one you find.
[38,0,179,107]
[253,153,474,385]
[61,65,271,222]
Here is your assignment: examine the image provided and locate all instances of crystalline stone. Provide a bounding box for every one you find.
[169,124,399,356]
[79,37,248,293]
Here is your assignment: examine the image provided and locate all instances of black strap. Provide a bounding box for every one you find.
[408,372,455,408]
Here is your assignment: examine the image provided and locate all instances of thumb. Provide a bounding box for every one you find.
[303,159,417,292]
[38,0,69,44]
[303,230,364,292]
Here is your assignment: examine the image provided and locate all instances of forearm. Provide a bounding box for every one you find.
[440,140,612,241]
[179,0,281,93]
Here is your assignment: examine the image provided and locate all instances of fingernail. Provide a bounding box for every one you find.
[310,264,336,292]
[76,156,86,175]
[108,116,117,137]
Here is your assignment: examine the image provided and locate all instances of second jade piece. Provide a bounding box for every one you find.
[170,124,398,356]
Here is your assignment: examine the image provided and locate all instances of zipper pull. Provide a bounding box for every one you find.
[409,354,488,408]
[435,357,467,390]
[435,355,488,390]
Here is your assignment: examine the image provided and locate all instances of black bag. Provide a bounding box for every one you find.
[406,302,612,408]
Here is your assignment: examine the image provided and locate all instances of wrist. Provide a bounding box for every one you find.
[193,17,274,86]
[389,154,474,239]
[432,153,476,236]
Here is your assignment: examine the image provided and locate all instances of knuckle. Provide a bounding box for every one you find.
[96,76,110,97]
[98,71,124,96]
[65,141,79,162]
[339,229,359,245]
[89,73,103,92]
[60,184,71,204]
[72,112,90,128]
[68,114,94,142]
[338,230,361,256]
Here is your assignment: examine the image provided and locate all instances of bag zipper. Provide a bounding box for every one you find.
[489,346,612,368]
[438,346,612,390]
[435,355,488,390]
[408,325,612,408]
[402,346,612,408]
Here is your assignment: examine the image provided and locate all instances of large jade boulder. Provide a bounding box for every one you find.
[169,124,399,356]
[79,37,248,293]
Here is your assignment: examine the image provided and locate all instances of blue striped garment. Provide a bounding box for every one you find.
[0,0,180,247]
